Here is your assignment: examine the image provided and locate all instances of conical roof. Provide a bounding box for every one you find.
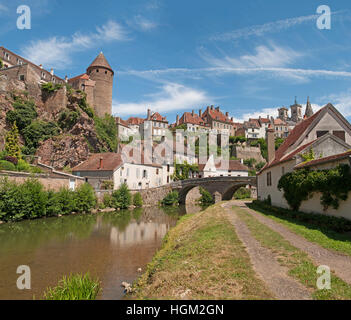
[87,52,114,73]
[305,97,314,118]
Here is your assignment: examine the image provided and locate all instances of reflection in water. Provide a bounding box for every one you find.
[0,205,203,300]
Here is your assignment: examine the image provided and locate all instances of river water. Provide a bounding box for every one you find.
[0,204,203,300]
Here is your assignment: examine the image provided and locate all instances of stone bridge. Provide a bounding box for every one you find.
[170,176,257,204]
[134,176,256,206]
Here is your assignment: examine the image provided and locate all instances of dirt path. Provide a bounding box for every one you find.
[222,203,311,300]
[230,200,351,285]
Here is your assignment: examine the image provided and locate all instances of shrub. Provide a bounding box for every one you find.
[4,156,18,166]
[16,159,31,172]
[41,82,63,94]
[94,114,118,152]
[58,109,81,130]
[199,187,214,205]
[43,273,100,300]
[161,191,179,206]
[102,193,113,208]
[6,98,37,130]
[5,122,22,159]
[0,160,16,171]
[111,184,132,209]
[55,188,77,215]
[234,187,251,200]
[278,164,351,211]
[74,183,97,213]
[255,161,266,171]
[133,192,143,207]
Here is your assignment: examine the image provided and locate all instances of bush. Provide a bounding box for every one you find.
[94,114,118,152]
[58,109,81,130]
[161,191,179,206]
[234,187,251,200]
[41,82,63,94]
[133,192,143,207]
[74,183,97,213]
[199,187,214,205]
[0,160,16,171]
[102,193,113,208]
[43,273,100,300]
[16,159,31,172]
[55,188,77,216]
[6,98,37,130]
[111,183,132,209]
[4,156,18,166]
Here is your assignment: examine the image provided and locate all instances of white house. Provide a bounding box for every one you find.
[198,155,249,178]
[257,103,351,219]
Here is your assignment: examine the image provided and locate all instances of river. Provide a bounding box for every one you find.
[0,204,204,300]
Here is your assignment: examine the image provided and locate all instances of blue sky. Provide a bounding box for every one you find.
[1,0,351,123]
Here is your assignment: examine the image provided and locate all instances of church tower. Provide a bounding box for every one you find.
[290,97,303,123]
[304,96,314,118]
[87,52,114,117]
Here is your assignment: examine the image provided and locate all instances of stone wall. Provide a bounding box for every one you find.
[232,145,265,163]
[0,171,85,191]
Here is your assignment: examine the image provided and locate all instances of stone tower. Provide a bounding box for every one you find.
[87,52,114,117]
[290,98,303,123]
[305,96,314,118]
[278,107,289,121]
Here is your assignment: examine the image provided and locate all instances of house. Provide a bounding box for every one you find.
[243,119,263,139]
[273,118,290,138]
[116,117,134,141]
[72,152,172,191]
[198,155,249,178]
[140,109,169,140]
[127,117,144,136]
[257,103,351,218]
[201,106,235,136]
[176,110,210,132]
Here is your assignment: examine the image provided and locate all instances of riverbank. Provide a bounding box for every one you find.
[129,203,273,300]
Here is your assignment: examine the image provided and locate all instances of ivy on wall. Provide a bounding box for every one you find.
[278,164,351,211]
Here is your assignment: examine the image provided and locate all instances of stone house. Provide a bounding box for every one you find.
[257,103,351,218]
[176,110,210,132]
[201,106,235,136]
[139,109,169,140]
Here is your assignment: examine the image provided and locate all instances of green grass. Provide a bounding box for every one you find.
[234,206,351,300]
[248,202,351,257]
[43,273,100,300]
[130,204,273,300]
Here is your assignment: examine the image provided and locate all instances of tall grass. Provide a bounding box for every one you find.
[43,273,100,300]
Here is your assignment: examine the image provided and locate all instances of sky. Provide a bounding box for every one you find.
[1,0,351,123]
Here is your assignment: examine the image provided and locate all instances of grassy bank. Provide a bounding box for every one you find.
[130,204,274,300]
[248,202,351,257]
[234,205,351,300]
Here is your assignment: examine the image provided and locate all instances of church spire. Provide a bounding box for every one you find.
[305,96,314,118]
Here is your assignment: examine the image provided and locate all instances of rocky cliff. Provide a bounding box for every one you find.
[0,75,117,170]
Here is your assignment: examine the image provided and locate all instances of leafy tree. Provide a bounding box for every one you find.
[255,161,266,171]
[133,192,143,207]
[161,191,179,206]
[74,183,97,213]
[199,187,214,205]
[244,158,257,168]
[5,122,22,159]
[111,184,132,209]
[94,114,118,152]
[234,187,251,199]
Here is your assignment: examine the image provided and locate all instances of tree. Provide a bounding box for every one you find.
[5,122,22,159]
[199,187,214,205]
[111,184,132,209]
[133,192,143,207]
[0,58,3,69]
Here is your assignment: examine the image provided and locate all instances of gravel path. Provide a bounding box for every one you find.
[230,200,351,285]
[223,203,311,300]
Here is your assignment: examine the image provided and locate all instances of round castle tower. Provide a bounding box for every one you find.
[87,52,114,117]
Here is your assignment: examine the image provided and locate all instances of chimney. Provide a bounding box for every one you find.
[39,64,43,69]
[266,126,275,164]
[99,157,103,169]
[50,69,54,76]
[116,117,121,124]
[199,109,202,117]
[226,112,229,117]
[147,109,151,120]
[176,115,180,126]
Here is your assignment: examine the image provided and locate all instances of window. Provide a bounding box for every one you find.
[333,131,346,142]
[136,168,140,179]
[267,172,272,186]
[156,168,159,175]
[143,170,147,178]
[317,131,329,138]
[19,75,25,81]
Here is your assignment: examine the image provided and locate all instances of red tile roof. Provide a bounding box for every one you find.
[179,112,206,126]
[127,117,144,125]
[148,112,168,122]
[202,107,233,124]
[72,153,123,172]
[68,73,90,82]
[295,150,351,169]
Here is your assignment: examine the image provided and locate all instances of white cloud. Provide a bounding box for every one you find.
[202,44,302,69]
[21,21,128,69]
[321,91,351,117]
[127,15,158,31]
[210,14,319,41]
[113,83,210,116]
